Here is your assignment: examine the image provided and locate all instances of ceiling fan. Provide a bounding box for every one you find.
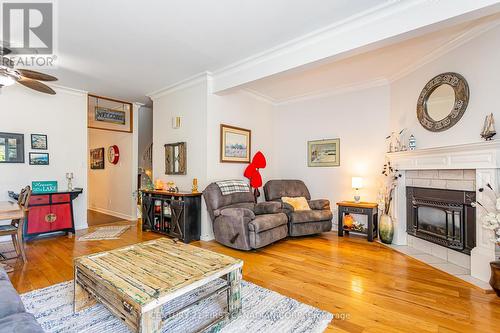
[0,43,58,95]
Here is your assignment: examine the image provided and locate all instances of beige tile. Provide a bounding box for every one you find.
[446,180,475,191]
[413,179,431,187]
[419,170,439,179]
[430,263,470,275]
[457,275,493,291]
[447,249,471,269]
[429,179,447,189]
[439,169,464,180]
[406,179,413,186]
[430,243,447,260]
[463,169,476,180]
[411,254,447,264]
[406,170,419,179]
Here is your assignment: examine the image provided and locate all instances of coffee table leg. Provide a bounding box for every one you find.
[227,268,242,319]
[74,269,97,313]
[140,307,162,333]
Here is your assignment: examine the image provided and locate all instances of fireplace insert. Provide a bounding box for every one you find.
[406,187,475,254]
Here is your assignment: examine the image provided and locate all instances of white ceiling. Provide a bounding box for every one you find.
[242,14,500,104]
[44,0,388,103]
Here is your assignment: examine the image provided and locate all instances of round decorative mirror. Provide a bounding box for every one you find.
[417,72,469,132]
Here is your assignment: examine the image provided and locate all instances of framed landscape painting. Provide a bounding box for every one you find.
[220,124,251,163]
[308,138,340,167]
[29,152,49,165]
[90,147,105,169]
[0,132,24,163]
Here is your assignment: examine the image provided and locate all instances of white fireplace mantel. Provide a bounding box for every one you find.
[387,141,500,170]
[386,140,500,282]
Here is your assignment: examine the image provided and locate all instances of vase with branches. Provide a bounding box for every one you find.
[472,183,500,296]
[377,161,402,244]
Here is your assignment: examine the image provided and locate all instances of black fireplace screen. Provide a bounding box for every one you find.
[407,187,476,255]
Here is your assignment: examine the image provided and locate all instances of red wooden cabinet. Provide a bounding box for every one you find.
[25,189,82,239]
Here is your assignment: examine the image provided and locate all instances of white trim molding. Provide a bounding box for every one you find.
[147,72,212,100]
[387,141,500,170]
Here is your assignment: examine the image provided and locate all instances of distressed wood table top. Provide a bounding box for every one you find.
[74,237,243,312]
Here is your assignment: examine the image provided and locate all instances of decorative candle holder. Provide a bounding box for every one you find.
[192,178,198,193]
[66,172,74,191]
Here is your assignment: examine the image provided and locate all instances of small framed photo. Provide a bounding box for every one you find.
[31,134,48,150]
[29,152,49,165]
[308,138,340,167]
[220,124,251,163]
[90,147,105,169]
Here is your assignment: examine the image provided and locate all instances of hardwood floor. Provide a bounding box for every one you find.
[87,209,126,226]
[3,221,500,333]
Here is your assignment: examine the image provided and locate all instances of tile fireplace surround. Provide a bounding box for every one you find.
[387,141,500,283]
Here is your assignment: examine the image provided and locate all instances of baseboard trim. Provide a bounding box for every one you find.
[88,207,137,222]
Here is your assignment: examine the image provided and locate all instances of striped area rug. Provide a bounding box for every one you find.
[21,279,332,333]
[77,225,131,241]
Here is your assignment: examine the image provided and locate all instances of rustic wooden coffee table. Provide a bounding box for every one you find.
[73,238,243,333]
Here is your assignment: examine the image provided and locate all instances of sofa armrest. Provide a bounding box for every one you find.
[254,202,282,215]
[308,199,330,211]
[219,207,255,220]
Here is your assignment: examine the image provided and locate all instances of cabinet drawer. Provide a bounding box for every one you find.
[30,195,50,205]
[52,194,70,203]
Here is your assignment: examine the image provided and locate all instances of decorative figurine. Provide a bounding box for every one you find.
[66,172,74,191]
[408,135,416,150]
[481,113,496,141]
[166,181,179,193]
[192,178,199,193]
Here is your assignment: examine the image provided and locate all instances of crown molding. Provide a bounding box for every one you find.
[389,15,500,83]
[242,77,389,106]
[211,0,500,93]
[147,71,212,100]
[51,84,87,97]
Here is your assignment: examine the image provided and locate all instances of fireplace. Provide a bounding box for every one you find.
[406,187,476,255]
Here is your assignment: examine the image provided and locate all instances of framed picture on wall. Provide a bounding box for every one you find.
[31,134,48,150]
[308,138,340,167]
[90,147,105,169]
[29,152,49,165]
[0,132,24,163]
[220,124,251,163]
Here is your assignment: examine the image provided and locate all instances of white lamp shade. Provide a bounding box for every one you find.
[352,177,363,189]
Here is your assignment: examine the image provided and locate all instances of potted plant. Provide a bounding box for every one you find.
[473,183,500,296]
[378,161,402,244]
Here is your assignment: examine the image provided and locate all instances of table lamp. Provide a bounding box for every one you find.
[351,177,363,203]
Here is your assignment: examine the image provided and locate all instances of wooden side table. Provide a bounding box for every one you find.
[337,201,378,242]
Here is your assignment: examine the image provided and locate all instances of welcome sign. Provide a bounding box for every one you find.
[32,181,58,193]
[95,107,126,125]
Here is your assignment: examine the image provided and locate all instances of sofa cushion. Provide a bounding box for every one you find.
[264,180,311,201]
[248,213,288,233]
[289,210,333,224]
[0,312,44,333]
[254,202,282,215]
[0,279,26,319]
[308,199,330,211]
[282,197,311,211]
